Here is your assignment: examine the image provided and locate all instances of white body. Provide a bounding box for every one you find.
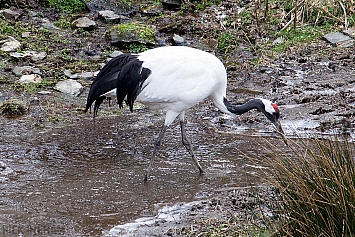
[135,46,230,125]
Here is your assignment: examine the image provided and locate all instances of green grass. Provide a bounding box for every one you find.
[262,135,355,236]
[123,43,149,53]
[252,24,332,56]
[217,32,238,53]
[45,0,86,13]
[11,78,55,94]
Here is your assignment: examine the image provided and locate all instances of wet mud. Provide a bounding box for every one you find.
[0,103,283,236]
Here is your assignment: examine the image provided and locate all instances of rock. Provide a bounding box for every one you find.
[172,34,186,45]
[21,32,31,38]
[141,5,162,16]
[18,74,42,84]
[106,23,156,45]
[30,97,40,106]
[41,18,60,30]
[0,93,7,102]
[109,50,124,58]
[98,10,122,23]
[0,36,21,52]
[71,17,97,30]
[63,69,98,80]
[272,37,284,45]
[0,9,22,20]
[343,29,355,38]
[38,90,52,95]
[10,51,47,61]
[13,66,42,76]
[323,32,354,47]
[162,0,182,8]
[54,79,83,96]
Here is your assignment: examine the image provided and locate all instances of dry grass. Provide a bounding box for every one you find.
[0,99,28,116]
[262,135,355,236]
[258,0,355,30]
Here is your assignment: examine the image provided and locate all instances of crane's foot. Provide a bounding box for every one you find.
[144,163,152,182]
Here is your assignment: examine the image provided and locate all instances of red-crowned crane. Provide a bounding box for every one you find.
[85,46,287,181]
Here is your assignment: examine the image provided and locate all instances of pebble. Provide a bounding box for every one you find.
[323,32,354,47]
[53,79,83,96]
[0,36,21,52]
[71,17,97,30]
[13,66,42,76]
[18,74,42,84]
[98,10,122,23]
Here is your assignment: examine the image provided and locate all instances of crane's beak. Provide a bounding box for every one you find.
[273,120,288,146]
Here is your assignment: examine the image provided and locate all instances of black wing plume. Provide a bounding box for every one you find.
[85,53,151,116]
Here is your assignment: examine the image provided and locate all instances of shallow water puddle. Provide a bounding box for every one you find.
[0,114,282,236]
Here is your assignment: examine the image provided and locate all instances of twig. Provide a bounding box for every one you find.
[339,1,348,30]
[280,16,295,31]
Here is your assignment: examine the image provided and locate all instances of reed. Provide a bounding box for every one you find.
[263,135,355,236]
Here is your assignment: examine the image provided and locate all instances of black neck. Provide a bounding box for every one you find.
[223,98,263,115]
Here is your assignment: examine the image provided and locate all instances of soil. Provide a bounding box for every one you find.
[1,1,354,236]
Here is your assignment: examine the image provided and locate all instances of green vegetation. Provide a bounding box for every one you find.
[123,43,149,53]
[268,25,330,54]
[55,16,72,29]
[108,22,156,45]
[45,0,86,13]
[11,79,55,94]
[263,135,355,236]
[209,0,353,56]
[217,32,238,53]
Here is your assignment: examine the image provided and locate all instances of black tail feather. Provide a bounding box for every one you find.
[85,53,151,116]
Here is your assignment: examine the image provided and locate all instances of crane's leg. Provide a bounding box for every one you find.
[180,120,204,174]
[144,125,168,181]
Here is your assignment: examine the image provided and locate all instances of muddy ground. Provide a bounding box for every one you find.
[0,1,355,236]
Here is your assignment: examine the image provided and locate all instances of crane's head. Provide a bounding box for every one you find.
[260,99,288,145]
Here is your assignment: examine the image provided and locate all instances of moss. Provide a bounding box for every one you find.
[107,22,156,45]
[0,99,28,116]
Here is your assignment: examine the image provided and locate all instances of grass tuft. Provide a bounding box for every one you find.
[262,135,355,236]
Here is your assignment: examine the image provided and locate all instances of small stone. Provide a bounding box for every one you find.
[30,97,40,106]
[0,9,22,20]
[77,71,96,80]
[18,74,42,84]
[64,70,97,80]
[22,32,31,38]
[98,10,122,23]
[54,79,83,96]
[162,0,182,8]
[323,32,354,47]
[272,37,284,45]
[10,51,47,61]
[63,69,77,79]
[13,66,42,76]
[109,50,124,58]
[38,91,52,95]
[173,34,185,45]
[41,18,60,30]
[343,29,355,38]
[0,36,21,52]
[71,17,97,30]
